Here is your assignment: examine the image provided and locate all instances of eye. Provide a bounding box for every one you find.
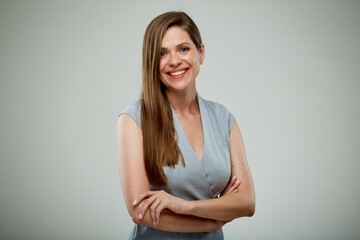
[180,47,189,52]
[160,51,166,57]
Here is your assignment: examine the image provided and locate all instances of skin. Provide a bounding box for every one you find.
[117,26,255,232]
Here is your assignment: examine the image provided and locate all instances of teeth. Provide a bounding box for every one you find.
[169,70,186,76]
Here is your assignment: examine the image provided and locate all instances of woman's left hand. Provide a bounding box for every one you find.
[133,190,189,225]
[221,176,241,196]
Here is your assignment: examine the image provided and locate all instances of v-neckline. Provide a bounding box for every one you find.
[170,93,206,163]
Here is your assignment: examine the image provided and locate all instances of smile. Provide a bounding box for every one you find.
[168,69,188,76]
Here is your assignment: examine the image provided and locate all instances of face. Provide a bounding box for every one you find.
[159,26,205,93]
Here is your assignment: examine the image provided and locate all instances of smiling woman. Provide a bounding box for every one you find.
[117,11,255,240]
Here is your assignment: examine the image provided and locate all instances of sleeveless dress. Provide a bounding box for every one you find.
[119,93,235,240]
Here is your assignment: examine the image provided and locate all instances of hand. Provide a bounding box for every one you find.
[133,190,189,225]
[221,176,241,196]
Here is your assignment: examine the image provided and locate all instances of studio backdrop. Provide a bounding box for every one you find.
[0,0,359,239]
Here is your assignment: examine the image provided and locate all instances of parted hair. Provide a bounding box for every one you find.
[141,11,202,186]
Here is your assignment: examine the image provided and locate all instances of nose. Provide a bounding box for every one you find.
[169,53,181,67]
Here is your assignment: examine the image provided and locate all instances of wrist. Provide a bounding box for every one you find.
[184,200,196,215]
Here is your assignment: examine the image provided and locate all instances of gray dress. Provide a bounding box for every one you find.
[119,93,235,240]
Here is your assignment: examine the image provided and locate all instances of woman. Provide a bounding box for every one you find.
[117,11,255,239]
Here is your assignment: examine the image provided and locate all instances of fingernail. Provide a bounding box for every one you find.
[139,213,142,219]
[133,200,137,205]
[232,176,236,179]
[156,220,159,225]
[236,180,240,184]
[153,221,157,226]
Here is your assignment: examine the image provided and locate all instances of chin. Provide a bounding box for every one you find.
[167,81,193,92]
[161,78,191,90]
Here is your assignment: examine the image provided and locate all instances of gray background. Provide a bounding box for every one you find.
[1,0,359,239]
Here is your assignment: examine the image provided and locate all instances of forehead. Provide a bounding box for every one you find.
[161,26,194,48]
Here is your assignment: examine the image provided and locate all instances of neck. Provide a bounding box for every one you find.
[165,87,199,115]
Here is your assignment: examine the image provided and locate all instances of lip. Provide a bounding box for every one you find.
[166,68,189,79]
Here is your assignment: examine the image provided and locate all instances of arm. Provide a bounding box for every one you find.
[186,119,256,221]
[117,114,225,232]
[135,119,255,223]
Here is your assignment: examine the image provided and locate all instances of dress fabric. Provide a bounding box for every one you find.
[119,93,235,240]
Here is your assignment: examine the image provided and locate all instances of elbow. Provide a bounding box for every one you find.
[247,201,255,217]
[131,216,140,224]
[131,213,141,225]
[246,197,256,217]
[128,209,141,225]
[235,194,255,218]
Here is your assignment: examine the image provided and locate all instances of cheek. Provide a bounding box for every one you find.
[159,62,167,83]
[159,59,166,72]
[159,74,168,87]
[187,53,200,66]
[184,54,194,63]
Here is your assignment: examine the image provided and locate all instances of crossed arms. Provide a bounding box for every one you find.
[117,114,255,233]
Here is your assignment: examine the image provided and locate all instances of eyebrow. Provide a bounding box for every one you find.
[161,42,191,50]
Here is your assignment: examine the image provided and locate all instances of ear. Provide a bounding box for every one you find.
[199,43,205,64]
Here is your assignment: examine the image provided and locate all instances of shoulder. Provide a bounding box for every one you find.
[201,97,231,116]
[117,99,142,128]
[200,95,235,135]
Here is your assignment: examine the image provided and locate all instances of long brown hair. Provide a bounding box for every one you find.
[141,11,202,186]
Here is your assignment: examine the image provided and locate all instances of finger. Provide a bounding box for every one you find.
[232,180,241,189]
[224,176,237,194]
[228,176,237,188]
[133,191,156,206]
[227,179,240,193]
[155,201,168,224]
[146,197,157,224]
[138,195,158,220]
[150,198,162,225]
[229,176,237,187]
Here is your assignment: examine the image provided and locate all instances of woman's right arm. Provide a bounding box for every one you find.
[117,114,224,232]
